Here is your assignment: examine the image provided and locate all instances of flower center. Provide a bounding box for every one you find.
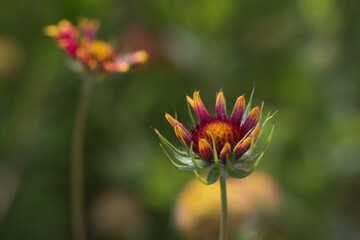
[191,119,241,153]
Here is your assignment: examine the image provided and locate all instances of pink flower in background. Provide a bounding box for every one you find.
[44,18,148,73]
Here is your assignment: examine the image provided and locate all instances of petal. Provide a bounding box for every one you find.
[115,50,148,67]
[193,91,211,123]
[57,20,78,41]
[104,61,129,72]
[78,18,99,40]
[241,106,260,134]
[252,126,261,140]
[186,96,194,108]
[231,96,245,124]
[165,113,177,127]
[235,137,251,157]
[44,25,59,38]
[174,124,192,146]
[219,142,231,160]
[165,113,192,146]
[215,90,226,119]
[58,39,78,56]
[198,138,214,162]
[235,126,261,157]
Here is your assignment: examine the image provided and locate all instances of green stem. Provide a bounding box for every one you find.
[71,76,93,240]
[219,172,228,240]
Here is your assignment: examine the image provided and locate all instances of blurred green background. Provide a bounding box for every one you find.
[1,0,360,239]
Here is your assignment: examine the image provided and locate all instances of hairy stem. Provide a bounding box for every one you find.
[71,77,93,240]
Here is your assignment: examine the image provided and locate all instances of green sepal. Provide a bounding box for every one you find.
[193,166,219,185]
[225,156,249,178]
[246,127,257,158]
[246,123,275,162]
[209,132,219,165]
[241,109,277,162]
[154,128,188,157]
[227,166,251,179]
[243,84,255,120]
[207,167,220,184]
[155,128,208,171]
[190,143,203,169]
[225,151,263,179]
[257,109,277,140]
[258,101,265,124]
[159,143,194,171]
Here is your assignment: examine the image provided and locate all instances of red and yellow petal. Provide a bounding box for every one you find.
[104,61,130,72]
[115,50,148,67]
[186,95,194,109]
[193,91,211,123]
[215,90,226,119]
[235,126,261,157]
[165,113,192,146]
[198,138,214,162]
[235,137,251,157]
[219,142,231,160]
[45,20,79,56]
[252,126,261,140]
[231,95,245,124]
[241,106,259,134]
[174,124,192,146]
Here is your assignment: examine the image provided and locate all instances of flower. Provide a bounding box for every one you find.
[44,18,148,73]
[154,88,276,184]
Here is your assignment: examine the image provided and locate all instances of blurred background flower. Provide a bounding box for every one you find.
[44,18,147,73]
[0,0,360,239]
[173,171,283,240]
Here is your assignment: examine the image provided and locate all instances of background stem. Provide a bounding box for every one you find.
[71,77,93,240]
[219,172,228,240]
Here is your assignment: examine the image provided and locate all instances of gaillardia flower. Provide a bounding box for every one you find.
[44,18,148,73]
[154,89,276,184]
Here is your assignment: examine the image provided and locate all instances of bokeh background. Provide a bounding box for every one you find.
[1,0,360,239]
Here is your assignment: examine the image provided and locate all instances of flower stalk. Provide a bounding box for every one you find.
[71,75,93,240]
[219,171,228,240]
